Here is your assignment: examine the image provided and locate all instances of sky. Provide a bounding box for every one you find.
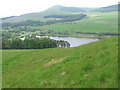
[0,0,119,18]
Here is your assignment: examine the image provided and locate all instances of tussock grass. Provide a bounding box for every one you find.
[2,37,118,88]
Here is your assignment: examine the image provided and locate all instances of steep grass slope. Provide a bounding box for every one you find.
[2,37,118,88]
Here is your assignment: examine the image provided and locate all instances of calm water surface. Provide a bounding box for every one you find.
[21,36,99,47]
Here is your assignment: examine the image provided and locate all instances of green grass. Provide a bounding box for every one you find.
[2,37,118,88]
[2,11,118,39]
[31,12,118,34]
[1,6,77,23]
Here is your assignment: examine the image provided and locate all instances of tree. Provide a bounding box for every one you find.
[2,37,70,49]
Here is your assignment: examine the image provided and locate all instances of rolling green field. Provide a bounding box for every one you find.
[2,37,118,88]
[1,9,118,39]
[1,10,118,39]
[31,12,118,34]
[1,5,119,88]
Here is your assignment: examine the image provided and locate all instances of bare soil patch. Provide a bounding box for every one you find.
[44,58,65,67]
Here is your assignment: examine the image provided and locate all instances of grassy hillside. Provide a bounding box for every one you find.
[1,5,82,23]
[1,5,118,39]
[1,4,118,23]
[29,11,118,34]
[2,37,118,88]
[1,11,118,39]
[93,4,118,12]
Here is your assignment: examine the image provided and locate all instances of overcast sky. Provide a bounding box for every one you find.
[0,0,119,18]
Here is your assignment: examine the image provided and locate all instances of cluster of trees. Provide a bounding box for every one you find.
[2,37,70,49]
[2,31,13,40]
[44,14,86,19]
[44,14,87,22]
[2,30,22,40]
[43,14,87,25]
[0,16,16,20]
[60,14,87,22]
[2,14,87,29]
[2,20,42,29]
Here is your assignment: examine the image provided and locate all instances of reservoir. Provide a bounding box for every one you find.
[21,36,99,47]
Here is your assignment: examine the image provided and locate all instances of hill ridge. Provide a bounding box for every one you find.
[1,4,118,23]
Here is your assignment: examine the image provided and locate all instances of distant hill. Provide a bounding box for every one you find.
[2,5,85,23]
[1,4,118,23]
[93,4,118,12]
[0,16,16,20]
[60,6,86,12]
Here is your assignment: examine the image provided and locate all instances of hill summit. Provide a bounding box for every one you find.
[1,4,118,23]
